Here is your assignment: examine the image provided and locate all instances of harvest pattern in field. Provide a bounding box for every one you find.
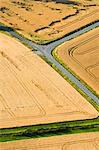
[0,0,99,43]
[0,32,98,128]
[56,27,99,93]
[0,132,99,150]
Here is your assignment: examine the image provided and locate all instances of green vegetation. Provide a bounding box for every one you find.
[0,117,99,142]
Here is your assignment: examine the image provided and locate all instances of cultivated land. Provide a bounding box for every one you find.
[0,0,99,43]
[56,27,99,94]
[0,132,99,150]
[0,32,98,129]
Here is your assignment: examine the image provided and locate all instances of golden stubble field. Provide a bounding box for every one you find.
[0,32,98,128]
[0,132,99,150]
[0,0,99,43]
[56,27,99,93]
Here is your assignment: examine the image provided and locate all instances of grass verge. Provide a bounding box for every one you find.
[0,117,99,142]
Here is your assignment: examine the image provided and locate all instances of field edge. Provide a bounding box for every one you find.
[52,46,99,111]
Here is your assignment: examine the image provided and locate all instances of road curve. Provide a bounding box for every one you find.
[0,21,99,105]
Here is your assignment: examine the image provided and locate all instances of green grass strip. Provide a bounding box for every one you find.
[0,117,99,142]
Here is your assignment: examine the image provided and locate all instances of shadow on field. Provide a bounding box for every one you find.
[36,0,80,5]
[53,0,79,5]
[0,26,14,32]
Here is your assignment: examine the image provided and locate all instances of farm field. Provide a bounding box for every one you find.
[0,132,99,150]
[56,27,99,94]
[0,32,98,128]
[0,0,99,43]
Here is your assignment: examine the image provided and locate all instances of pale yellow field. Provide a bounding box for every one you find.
[57,27,99,93]
[0,132,99,150]
[0,32,98,128]
[0,0,99,43]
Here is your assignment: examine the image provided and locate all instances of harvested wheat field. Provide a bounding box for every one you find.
[0,32,98,128]
[56,27,99,93]
[0,132,99,150]
[0,0,99,43]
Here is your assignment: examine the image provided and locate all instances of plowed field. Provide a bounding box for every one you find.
[56,27,99,93]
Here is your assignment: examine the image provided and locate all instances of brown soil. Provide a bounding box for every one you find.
[0,132,99,150]
[0,0,99,43]
[57,27,99,93]
[0,32,98,128]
